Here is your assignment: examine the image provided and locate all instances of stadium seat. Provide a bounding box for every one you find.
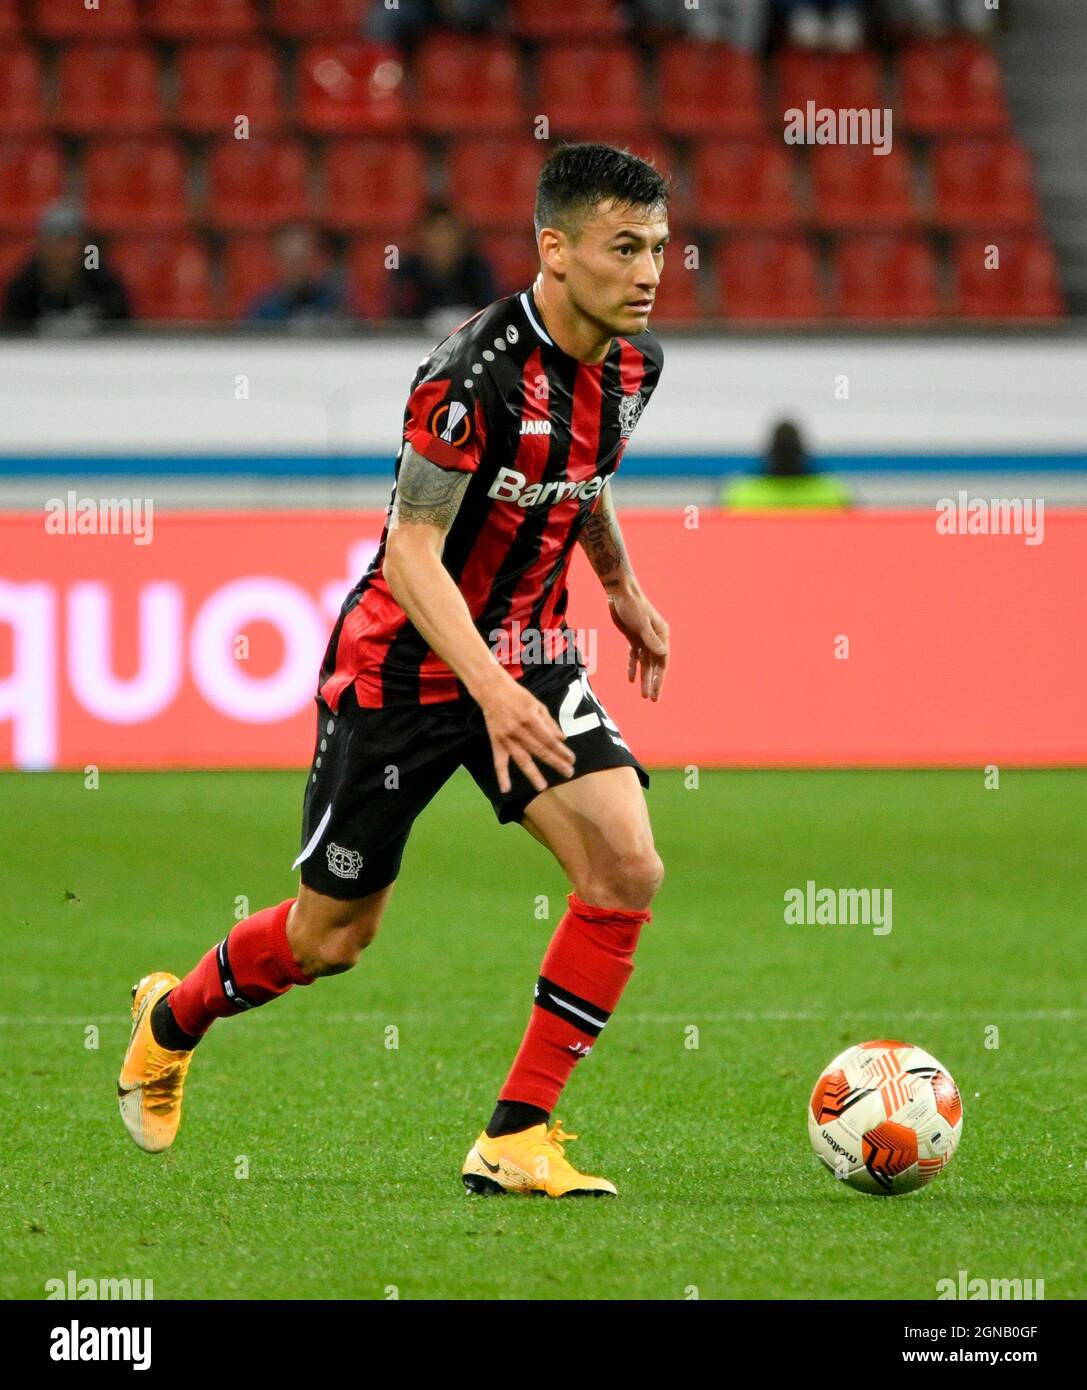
[206,137,310,230]
[0,46,47,135]
[34,0,140,39]
[694,139,799,230]
[774,48,883,118]
[298,41,408,135]
[717,234,823,320]
[146,0,259,40]
[56,44,163,134]
[319,138,425,232]
[898,36,1009,135]
[536,43,649,139]
[951,235,1063,318]
[647,230,707,322]
[811,144,918,230]
[478,233,539,298]
[932,138,1039,231]
[510,0,624,40]
[448,137,544,231]
[658,40,762,138]
[268,0,363,38]
[83,137,188,233]
[345,235,395,319]
[221,234,283,319]
[175,44,283,135]
[0,0,21,39]
[414,33,524,135]
[834,234,943,319]
[0,237,34,295]
[0,138,63,233]
[111,236,215,321]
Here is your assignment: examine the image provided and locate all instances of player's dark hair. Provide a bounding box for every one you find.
[534,143,669,241]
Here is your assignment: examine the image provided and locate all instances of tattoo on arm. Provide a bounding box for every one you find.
[578,480,632,591]
[391,443,472,532]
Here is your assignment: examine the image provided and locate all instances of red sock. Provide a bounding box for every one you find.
[498,892,651,1114]
[168,898,311,1039]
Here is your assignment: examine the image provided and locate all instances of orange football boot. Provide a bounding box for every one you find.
[117,972,193,1153]
[462,1120,617,1197]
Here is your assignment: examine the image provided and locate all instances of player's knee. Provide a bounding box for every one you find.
[580,845,664,913]
[290,894,383,978]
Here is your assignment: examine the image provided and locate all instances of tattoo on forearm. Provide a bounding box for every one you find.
[392,443,472,531]
[578,483,631,589]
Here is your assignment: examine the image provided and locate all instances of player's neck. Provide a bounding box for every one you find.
[530,276,613,366]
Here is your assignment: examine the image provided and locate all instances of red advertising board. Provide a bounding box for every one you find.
[1,509,1084,769]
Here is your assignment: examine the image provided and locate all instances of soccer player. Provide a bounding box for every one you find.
[119,144,671,1197]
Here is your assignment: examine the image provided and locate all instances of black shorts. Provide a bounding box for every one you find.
[294,660,650,899]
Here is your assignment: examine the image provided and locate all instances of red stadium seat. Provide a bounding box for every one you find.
[536,43,648,140]
[319,138,425,231]
[268,0,363,38]
[221,234,282,318]
[717,234,823,320]
[146,0,258,40]
[658,41,762,138]
[0,0,22,39]
[0,138,63,233]
[206,137,310,230]
[899,36,1009,135]
[111,236,215,320]
[951,235,1063,318]
[774,48,883,119]
[298,41,408,134]
[834,235,942,319]
[932,138,1039,231]
[83,138,188,233]
[34,0,140,39]
[345,235,395,319]
[57,44,163,134]
[448,137,544,231]
[478,233,538,298]
[415,33,524,135]
[0,46,47,135]
[175,44,283,135]
[648,229,707,322]
[510,0,624,40]
[694,139,799,230]
[811,144,918,230]
[0,237,34,294]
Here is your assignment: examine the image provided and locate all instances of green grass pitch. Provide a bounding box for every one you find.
[1,768,1083,1300]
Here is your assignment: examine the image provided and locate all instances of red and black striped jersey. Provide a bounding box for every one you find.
[318,286,663,711]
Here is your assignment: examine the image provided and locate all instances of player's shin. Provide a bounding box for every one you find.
[155,898,312,1048]
[487,893,651,1135]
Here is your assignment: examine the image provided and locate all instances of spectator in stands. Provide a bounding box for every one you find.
[883,0,997,37]
[366,0,504,49]
[245,225,346,329]
[778,0,865,50]
[392,202,496,332]
[721,420,853,509]
[2,200,129,335]
[628,0,772,50]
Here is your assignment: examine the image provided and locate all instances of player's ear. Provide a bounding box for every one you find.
[537,226,566,276]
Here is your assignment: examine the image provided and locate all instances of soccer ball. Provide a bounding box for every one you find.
[808,1039,963,1195]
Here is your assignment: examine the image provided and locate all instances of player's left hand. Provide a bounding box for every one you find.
[607,585,669,701]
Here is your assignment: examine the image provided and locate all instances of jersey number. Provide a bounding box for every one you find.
[558,671,624,745]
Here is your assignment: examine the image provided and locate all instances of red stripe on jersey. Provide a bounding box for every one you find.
[506,358,604,655]
[319,572,408,711]
[404,377,487,473]
[415,346,550,695]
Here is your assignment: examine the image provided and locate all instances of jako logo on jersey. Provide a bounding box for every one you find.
[519,419,552,435]
[488,465,605,508]
[429,400,472,448]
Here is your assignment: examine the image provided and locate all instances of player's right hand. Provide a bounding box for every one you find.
[479,674,575,795]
